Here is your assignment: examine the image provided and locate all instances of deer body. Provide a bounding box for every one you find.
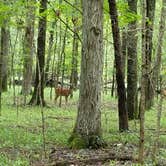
[54,87,73,103]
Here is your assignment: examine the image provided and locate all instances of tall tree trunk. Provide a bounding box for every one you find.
[152,0,166,93]
[1,21,9,92]
[104,26,109,94]
[29,0,47,106]
[45,21,55,82]
[145,0,156,109]
[69,0,105,149]
[0,35,2,116]
[70,0,79,90]
[22,0,35,104]
[127,0,138,120]
[56,21,62,89]
[108,0,128,131]
[139,0,147,163]
[59,20,68,107]
[121,29,127,78]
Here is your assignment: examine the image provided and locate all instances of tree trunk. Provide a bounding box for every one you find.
[104,26,109,94]
[152,0,166,93]
[69,0,105,149]
[0,35,2,115]
[59,20,68,107]
[138,0,147,163]
[70,0,79,90]
[145,0,156,109]
[1,21,9,92]
[127,0,138,120]
[55,20,62,89]
[121,29,127,78]
[29,0,47,106]
[22,0,35,104]
[108,0,128,131]
[45,21,55,82]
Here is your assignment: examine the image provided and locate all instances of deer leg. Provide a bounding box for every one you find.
[54,95,59,104]
[65,96,68,104]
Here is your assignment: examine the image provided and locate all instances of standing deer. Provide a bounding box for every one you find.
[54,86,73,104]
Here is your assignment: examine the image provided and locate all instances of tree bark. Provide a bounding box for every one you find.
[0,34,2,115]
[127,0,138,120]
[145,0,156,109]
[138,0,147,163]
[108,0,128,131]
[152,0,166,93]
[22,0,35,103]
[1,21,9,92]
[45,21,55,82]
[69,0,105,149]
[29,0,47,106]
[121,29,127,78]
[70,0,79,90]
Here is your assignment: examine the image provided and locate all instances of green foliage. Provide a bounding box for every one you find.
[117,1,141,27]
[0,154,29,166]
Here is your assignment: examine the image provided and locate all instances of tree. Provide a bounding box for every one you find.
[0,0,10,113]
[22,0,35,104]
[29,0,47,106]
[127,0,138,120]
[45,21,55,82]
[0,35,2,116]
[139,0,147,163]
[152,0,166,93]
[108,0,129,131]
[145,0,156,109]
[70,0,79,90]
[69,0,105,149]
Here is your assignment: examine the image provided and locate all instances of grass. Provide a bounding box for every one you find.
[0,87,165,165]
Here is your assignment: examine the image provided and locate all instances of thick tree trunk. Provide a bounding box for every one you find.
[145,0,156,109]
[127,0,138,120]
[108,0,128,131]
[29,0,47,106]
[69,0,105,149]
[22,0,35,103]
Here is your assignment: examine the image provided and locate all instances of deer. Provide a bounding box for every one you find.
[156,88,166,98]
[54,85,73,104]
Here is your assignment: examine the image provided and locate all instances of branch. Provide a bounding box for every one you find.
[48,1,82,44]
[63,0,82,15]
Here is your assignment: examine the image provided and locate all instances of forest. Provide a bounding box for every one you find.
[0,0,166,165]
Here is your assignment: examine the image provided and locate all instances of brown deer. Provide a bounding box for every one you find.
[54,86,73,104]
[161,89,166,97]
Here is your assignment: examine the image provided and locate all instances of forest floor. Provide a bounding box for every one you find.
[0,87,166,165]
